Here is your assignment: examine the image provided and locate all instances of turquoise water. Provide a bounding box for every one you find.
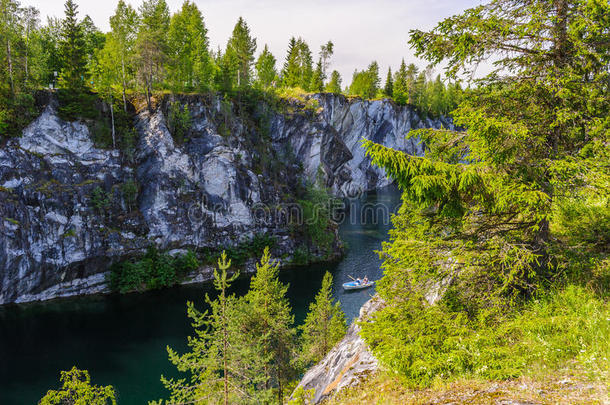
[0,187,401,404]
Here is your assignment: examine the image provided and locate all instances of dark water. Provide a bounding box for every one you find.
[0,187,401,404]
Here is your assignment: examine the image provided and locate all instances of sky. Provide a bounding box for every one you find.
[22,0,484,83]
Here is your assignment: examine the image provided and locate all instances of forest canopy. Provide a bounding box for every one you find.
[0,0,462,139]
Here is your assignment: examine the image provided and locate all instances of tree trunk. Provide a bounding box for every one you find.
[222,289,228,405]
[121,55,128,113]
[7,39,14,96]
[110,100,116,149]
[24,26,30,87]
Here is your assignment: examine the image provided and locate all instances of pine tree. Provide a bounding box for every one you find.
[58,0,87,91]
[254,44,277,88]
[225,16,256,88]
[300,272,346,365]
[324,70,341,94]
[383,67,393,97]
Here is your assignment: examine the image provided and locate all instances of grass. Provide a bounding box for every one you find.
[327,371,609,404]
[362,284,609,386]
[335,283,609,404]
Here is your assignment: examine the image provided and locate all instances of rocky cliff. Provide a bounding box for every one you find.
[292,297,384,404]
[0,93,451,305]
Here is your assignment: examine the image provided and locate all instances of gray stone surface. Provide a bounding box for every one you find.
[0,93,450,304]
[292,297,385,404]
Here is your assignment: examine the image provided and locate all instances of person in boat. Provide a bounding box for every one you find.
[363,276,369,284]
[356,277,362,285]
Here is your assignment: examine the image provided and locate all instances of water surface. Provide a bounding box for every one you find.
[0,186,401,404]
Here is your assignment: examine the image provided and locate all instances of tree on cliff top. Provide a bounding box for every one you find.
[58,0,87,91]
[361,0,609,377]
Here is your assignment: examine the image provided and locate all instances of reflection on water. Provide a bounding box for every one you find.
[0,186,401,405]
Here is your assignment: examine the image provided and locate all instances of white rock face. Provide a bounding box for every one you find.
[292,297,384,403]
[271,94,453,197]
[0,93,450,305]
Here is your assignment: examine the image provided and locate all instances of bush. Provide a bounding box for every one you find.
[90,186,111,213]
[0,92,38,138]
[295,184,337,255]
[200,233,277,267]
[108,247,200,293]
[167,101,192,144]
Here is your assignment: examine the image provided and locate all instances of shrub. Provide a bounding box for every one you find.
[167,101,192,144]
[108,247,200,293]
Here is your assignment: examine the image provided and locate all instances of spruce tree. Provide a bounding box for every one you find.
[310,58,324,92]
[392,59,408,104]
[361,0,610,378]
[384,67,393,97]
[242,248,297,404]
[225,17,256,88]
[58,0,87,90]
[160,252,254,404]
[255,44,277,88]
[324,70,342,94]
[281,37,312,90]
[300,272,346,365]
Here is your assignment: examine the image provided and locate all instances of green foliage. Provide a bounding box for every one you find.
[108,247,200,293]
[361,285,609,386]
[255,44,277,88]
[296,183,337,256]
[199,233,277,268]
[349,61,380,99]
[159,248,299,404]
[39,367,116,405]
[89,185,111,213]
[324,70,342,94]
[56,89,98,121]
[299,272,346,366]
[157,252,250,404]
[167,101,191,144]
[287,386,315,405]
[0,92,38,138]
[120,178,138,211]
[281,37,313,90]
[361,0,610,386]
[166,0,212,92]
